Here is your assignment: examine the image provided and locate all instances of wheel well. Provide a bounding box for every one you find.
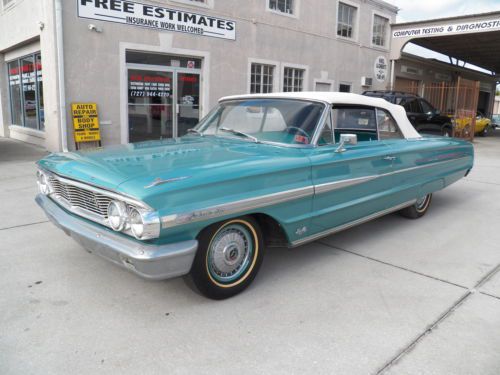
[250,213,289,247]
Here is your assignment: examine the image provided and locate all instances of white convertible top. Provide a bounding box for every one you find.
[219,92,422,140]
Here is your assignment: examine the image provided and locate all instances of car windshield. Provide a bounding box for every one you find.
[192,99,326,145]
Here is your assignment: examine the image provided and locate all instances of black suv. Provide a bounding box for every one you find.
[362,91,453,137]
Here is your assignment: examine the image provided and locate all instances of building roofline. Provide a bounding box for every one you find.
[369,0,399,13]
[392,10,500,27]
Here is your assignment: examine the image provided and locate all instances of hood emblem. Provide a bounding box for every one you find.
[144,176,191,189]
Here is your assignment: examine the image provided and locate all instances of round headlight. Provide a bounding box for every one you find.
[37,170,51,195]
[129,208,145,239]
[107,201,128,231]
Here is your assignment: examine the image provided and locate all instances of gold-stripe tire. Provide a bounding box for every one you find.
[188,216,264,300]
[399,194,432,219]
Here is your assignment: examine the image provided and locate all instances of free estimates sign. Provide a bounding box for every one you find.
[72,103,101,143]
[78,0,236,40]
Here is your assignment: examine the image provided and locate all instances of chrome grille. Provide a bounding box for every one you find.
[49,176,112,218]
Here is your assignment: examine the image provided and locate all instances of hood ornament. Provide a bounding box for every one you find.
[144,176,191,189]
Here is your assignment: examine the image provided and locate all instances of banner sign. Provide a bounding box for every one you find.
[393,19,500,38]
[374,56,388,83]
[78,0,236,40]
[72,103,101,143]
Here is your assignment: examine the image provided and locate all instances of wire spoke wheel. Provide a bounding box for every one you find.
[189,217,264,300]
[400,193,432,219]
[207,224,253,284]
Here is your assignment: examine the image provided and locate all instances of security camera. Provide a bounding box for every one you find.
[88,24,102,33]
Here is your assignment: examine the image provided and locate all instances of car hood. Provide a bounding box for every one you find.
[38,136,309,204]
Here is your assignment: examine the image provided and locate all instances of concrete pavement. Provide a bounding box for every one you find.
[0,133,499,374]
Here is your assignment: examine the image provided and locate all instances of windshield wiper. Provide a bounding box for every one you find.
[219,127,259,143]
[187,128,203,136]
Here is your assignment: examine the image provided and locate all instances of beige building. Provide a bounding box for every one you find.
[0,0,397,151]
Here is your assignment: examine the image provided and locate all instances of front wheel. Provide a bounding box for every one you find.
[189,217,264,299]
[399,194,432,219]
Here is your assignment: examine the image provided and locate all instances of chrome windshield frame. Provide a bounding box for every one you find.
[193,98,330,148]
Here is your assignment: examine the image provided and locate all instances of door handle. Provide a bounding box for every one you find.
[383,156,396,161]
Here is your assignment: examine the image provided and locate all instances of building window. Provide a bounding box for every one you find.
[339,83,351,92]
[7,52,44,131]
[337,2,356,38]
[372,15,388,47]
[250,63,275,94]
[269,0,294,15]
[283,67,304,92]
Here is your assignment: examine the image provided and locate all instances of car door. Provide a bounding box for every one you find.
[417,99,447,135]
[306,105,396,237]
[379,107,461,204]
[401,98,424,132]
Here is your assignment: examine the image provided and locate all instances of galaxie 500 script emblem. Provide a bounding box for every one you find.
[78,0,236,40]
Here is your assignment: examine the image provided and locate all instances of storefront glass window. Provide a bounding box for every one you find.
[36,53,44,130]
[21,55,37,129]
[6,52,44,131]
[128,69,174,142]
[7,60,23,126]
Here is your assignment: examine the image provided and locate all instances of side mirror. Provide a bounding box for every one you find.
[335,134,357,153]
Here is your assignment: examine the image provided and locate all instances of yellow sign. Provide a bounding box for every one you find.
[71,103,101,143]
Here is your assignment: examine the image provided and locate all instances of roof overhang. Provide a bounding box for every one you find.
[390,11,500,77]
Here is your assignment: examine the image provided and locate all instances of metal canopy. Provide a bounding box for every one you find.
[390,11,500,77]
[411,31,500,74]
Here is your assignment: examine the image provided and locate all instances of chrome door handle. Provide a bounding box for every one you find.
[383,156,396,161]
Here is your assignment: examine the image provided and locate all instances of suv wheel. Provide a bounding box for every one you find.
[441,126,452,137]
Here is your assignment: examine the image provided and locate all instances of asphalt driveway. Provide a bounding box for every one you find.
[1,133,499,375]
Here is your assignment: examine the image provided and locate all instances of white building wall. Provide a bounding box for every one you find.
[1,0,397,151]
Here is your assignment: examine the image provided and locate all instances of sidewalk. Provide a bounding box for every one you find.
[0,133,499,375]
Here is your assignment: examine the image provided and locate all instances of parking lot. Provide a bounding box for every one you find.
[1,133,499,375]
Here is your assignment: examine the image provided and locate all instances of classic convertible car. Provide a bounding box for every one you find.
[36,92,474,299]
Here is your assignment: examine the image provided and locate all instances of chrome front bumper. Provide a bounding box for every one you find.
[36,194,198,280]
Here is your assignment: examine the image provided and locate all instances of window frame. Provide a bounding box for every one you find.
[6,52,44,131]
[248,59,279,94]
[282,66,305,92]
[375,107,404,140]
[338,82,352,93]
[329,105,406,144]
[267,0,299,18]
[371,12,390,49]
[336,0,359,41]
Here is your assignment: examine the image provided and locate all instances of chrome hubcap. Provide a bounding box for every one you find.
[416,195,428,210]
[208,224,253,283]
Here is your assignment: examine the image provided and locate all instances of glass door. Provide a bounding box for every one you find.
[176,72,201,137]
[128,69,174,143]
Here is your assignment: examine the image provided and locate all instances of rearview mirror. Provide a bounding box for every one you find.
[335,134,358,153]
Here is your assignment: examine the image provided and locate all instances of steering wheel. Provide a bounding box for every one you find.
[285,126,311,140]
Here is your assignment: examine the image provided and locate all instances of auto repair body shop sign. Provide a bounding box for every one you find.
[78,0,236,40]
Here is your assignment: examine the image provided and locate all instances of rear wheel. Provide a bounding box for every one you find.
[441,126,452,137]
[189,216,264,300]
[399,194,432,219]
[479,127,489,137]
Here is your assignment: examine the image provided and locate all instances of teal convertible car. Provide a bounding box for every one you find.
[36,92,473,299]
